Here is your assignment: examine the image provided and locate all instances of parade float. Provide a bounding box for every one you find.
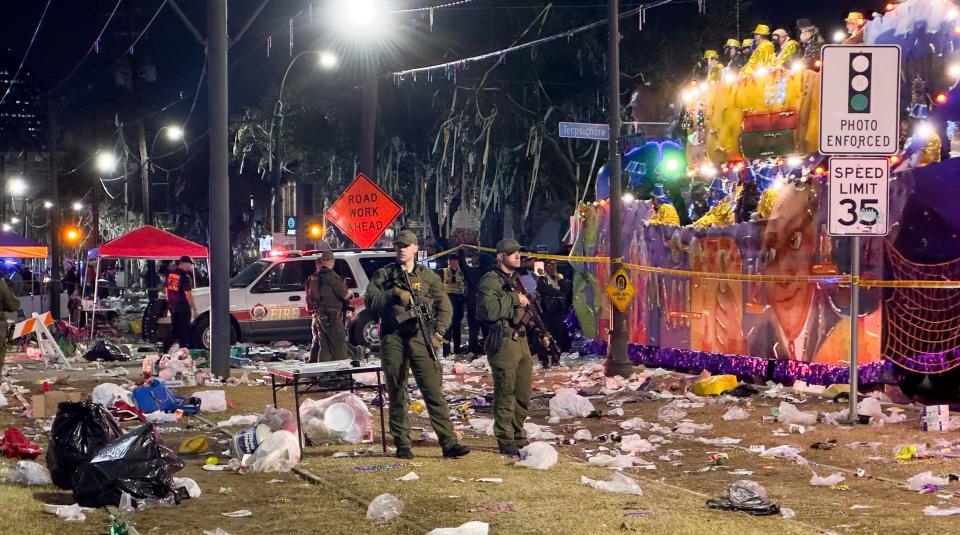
[569,0,960,393]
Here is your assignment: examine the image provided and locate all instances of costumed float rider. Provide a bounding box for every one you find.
[692,178,735,229]
[703,50,723,82]
[742,24,776,75]
[755,171,779,220]
[648,183,681,226]
[739,39,754,61]
[772,28,799,66]
[796,18,824,68]
[723,39,743,70]
[842,11,866,45]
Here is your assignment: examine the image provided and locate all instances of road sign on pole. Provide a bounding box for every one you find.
[605,268,635,313]
[819,45,901,155]
[828,157,890,236]
[325,173,403,249]
[559,122,610,141]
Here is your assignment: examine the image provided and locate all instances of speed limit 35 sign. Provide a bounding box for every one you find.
[828,157,889,236]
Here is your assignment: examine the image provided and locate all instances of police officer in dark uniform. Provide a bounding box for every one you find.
[305,250,352,362]
[535,259,573,365]
[365,230,470,460]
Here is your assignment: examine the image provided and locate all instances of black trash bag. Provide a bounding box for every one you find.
[46,401,124,489]
[72,423,185,507]
[82,339,130,362]
[706,480,780,516]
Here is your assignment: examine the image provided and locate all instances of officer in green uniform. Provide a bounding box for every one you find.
[477,239,550,455]
[305,250,352,362]
[438,256,466,356]
[365,230,470,460]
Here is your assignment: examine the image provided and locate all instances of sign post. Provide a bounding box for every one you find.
[820,44,900,423]
[325,173,403,249]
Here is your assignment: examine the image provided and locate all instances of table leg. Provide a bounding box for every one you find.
[294,374,304,453]
[271,374,278,407]
[377,369,387,453]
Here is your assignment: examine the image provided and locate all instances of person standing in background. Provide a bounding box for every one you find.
[438,256,466,356]
[163,256,196,350]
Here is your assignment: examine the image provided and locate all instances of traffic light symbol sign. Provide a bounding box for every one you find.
[848,53,872,114]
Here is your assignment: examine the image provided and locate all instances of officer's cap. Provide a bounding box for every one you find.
[393,230,418,247]
[496,239,524,254]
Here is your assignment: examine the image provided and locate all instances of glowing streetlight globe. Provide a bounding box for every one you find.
[6,176,27,197]
[318,51,339,70]
[72,201,84,212]
[165,125,184,141]
[95,152,118,174]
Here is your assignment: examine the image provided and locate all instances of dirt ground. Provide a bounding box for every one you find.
[4,355,960,535]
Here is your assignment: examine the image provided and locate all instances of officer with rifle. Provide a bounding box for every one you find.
[365,230,470,460]
[477,239,554,456]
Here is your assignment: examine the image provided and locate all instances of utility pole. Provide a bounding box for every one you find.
[138,123,157,298]
[208,0,230,378]
[48,97,62,320]
[359,73,378,178]
[604,0,632,378]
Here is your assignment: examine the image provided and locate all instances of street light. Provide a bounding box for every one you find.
[95,152,118,174]
[43,201,53,209]
[72,201,84,212]
[337,0,383,28]
[6,176,27,197]
[9,217,19,225]
[1,224,10,232]
[165,125,184,141]
[318,51,339,70]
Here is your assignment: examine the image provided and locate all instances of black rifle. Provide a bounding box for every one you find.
[505,274,562,364]
[398,268,440,361]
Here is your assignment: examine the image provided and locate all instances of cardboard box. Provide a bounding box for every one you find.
[32,391,83,418]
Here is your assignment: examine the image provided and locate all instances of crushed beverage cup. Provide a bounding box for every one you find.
[366,493,403,524]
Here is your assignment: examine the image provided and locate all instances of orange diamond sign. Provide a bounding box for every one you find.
[325,173,403,249]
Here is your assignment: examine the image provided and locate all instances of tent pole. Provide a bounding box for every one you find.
[90,258,101,340]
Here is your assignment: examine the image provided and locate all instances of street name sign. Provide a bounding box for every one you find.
[559,122,610,141]
[827,157,890,236]
[325,173,403,249]
[819,45,901,155]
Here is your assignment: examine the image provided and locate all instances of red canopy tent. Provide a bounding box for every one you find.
[84,226,208,337]
[88,225,208,260]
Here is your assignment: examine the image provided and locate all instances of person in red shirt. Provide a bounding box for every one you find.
[164,256,196,350]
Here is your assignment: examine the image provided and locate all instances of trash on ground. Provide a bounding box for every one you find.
[47,401,123,489]
[173,477,201,499]
[573,429,593,441]
[906,471,949,492]
[810,472,845,486]
[178,436,210,454]
[706,480,780,516]
[11,460,52,485]
[194,390,228,413]
[515,442,558,470]
[246,430,301,473]
[620,434,656,453]
[301,392,373,444]
[475,478,503,484]
[692,374,738,396]
[258,406,297,434]
[425,521,490,535]
[923,505,960,516]
[722,406,750,421]
[776,402,817,426]
[580,472,643,495]
[549,389,595,419]
[366,493,403,524]
[217,415,260,428]
[43,503,89,522]
[1,427,42,459]
[221,510,253,518]
[396,471,420,481]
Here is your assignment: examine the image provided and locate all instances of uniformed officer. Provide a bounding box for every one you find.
[536,259,572,365]
[365,230,470,460]
[477,239,550,456]
[305,250,353,363]
[439,256,466,356]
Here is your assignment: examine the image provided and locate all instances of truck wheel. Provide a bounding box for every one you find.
[190,313,237,350]
[141,299,168,343]
[348,309,381,350]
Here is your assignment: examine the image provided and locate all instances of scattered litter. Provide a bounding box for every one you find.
[620,434,656,454]
[588,453,635,469]
[549,389,595,419]
[573,429,593,441]
[366,493,403,524]
[144,411,178,424]
[580,472,643,495]
[91,383,132,408]
[780,507,796,519]
[202,530,232,535]
[675,422,713,434]
[692,374,738,396]
[221,510,253,518]
[47,401,123,490]
[11,460,51,485]
[247,430,301,473]
[1,427,42,459]
[468,417,495,436]
[776,402,817,426]
[396,472,420,481]
[694,437,741,446]
[218,415,260,428]
[515,442,558,470]
[850,504,874,510]
[425,521,489,535]
[43,503,89,522]
[522,423,559,441]
[657,403,687,423]
[906,471,949,492]
[923,505,960,516]
[894,444,919,460]
[178,436,210,454]
[173,477,202,499]
[476,478,503,484]
[258,406,298,434]
[722,407,750,421]
[810,472,845,486]
[706,480,779,516]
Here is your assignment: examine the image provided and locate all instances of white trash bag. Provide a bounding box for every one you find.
[11,460,51,485]
[515,442,558,470]
[549,388,595,419]
[809,472,845,486]
[300,392,373,444]
[776,401,817,425]
[91,383,132,408]
[620,434,656,454]
[367,493,403,524]
[581,472,643,495]
[194,390,228,413]
[247,430,301,473]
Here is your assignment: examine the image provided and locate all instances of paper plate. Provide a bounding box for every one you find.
[323,402,355,433]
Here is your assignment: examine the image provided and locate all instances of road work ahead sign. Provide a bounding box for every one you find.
[325,173,402,249]
[819,45,900,155]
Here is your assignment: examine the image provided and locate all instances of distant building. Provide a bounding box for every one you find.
[0,53,46,151]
